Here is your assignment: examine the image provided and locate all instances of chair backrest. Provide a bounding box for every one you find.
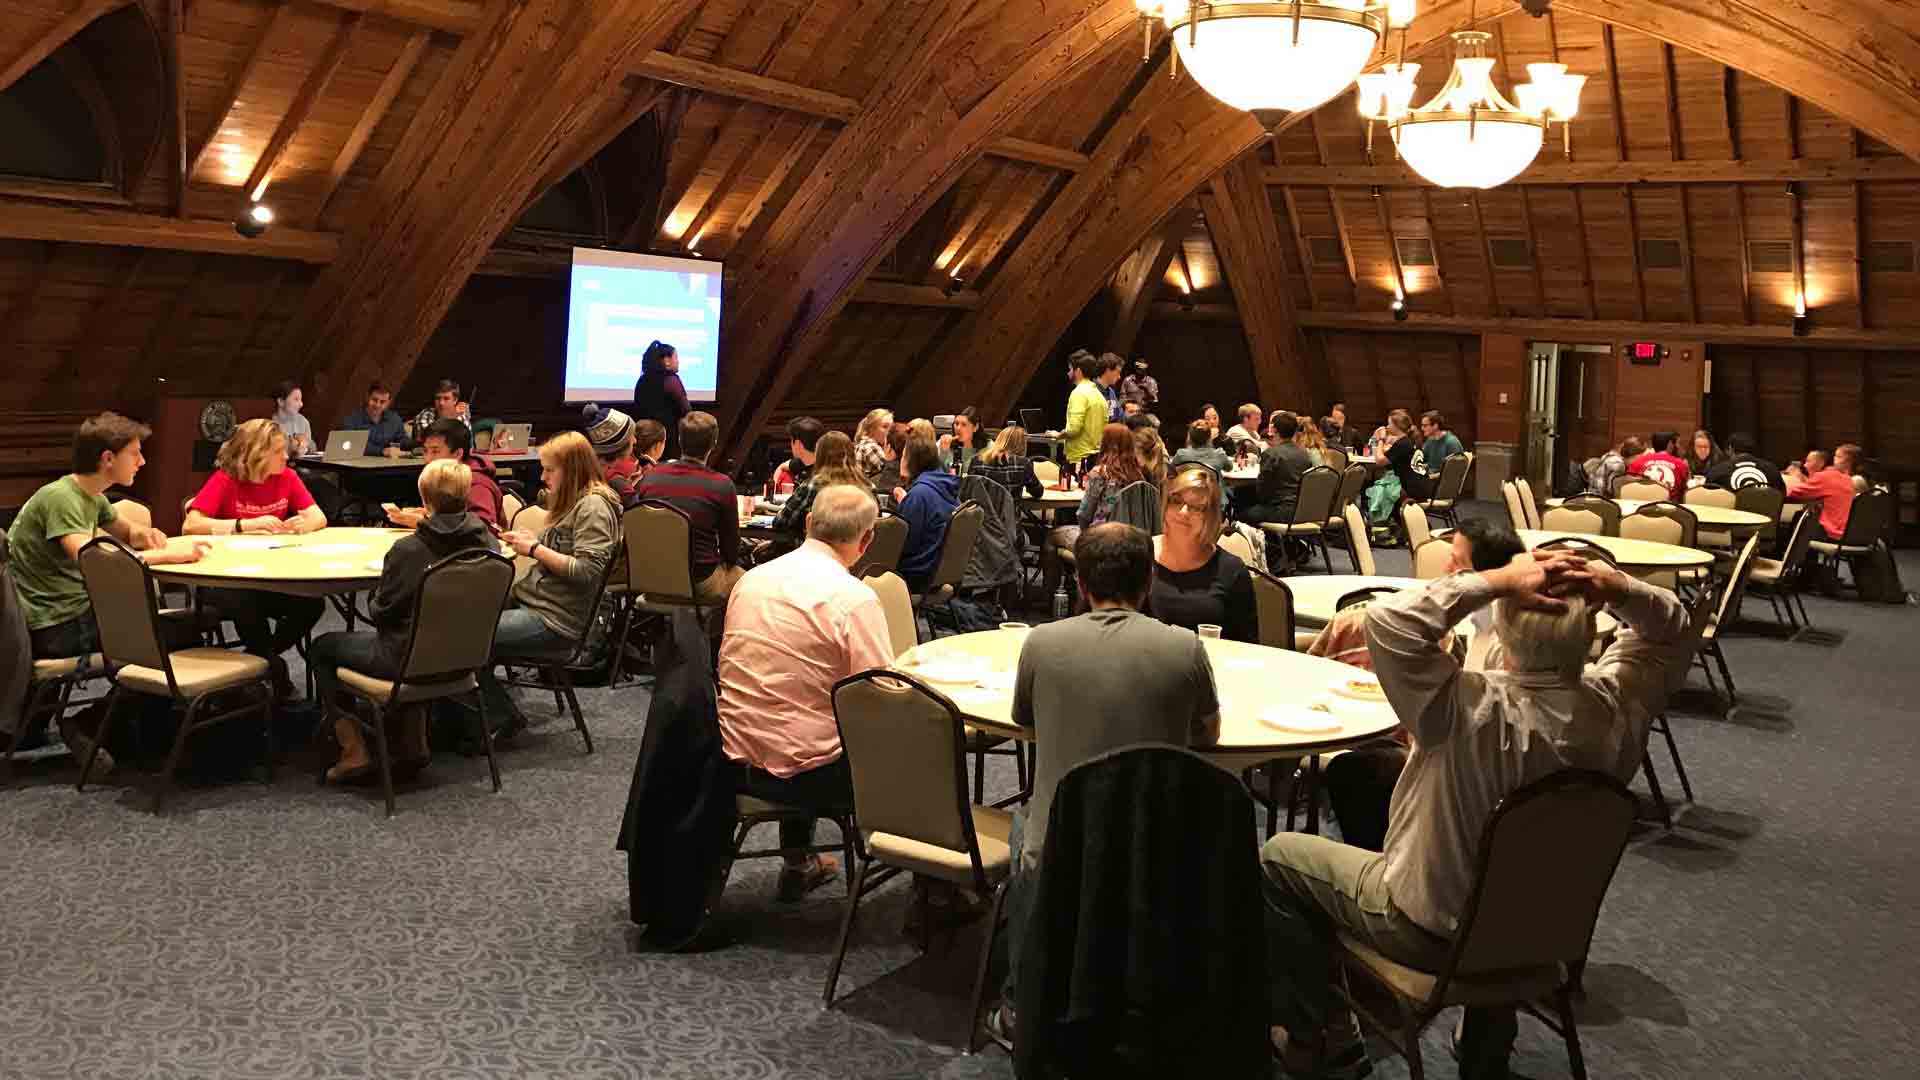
[1714,534,1761,629]
[1435,452,1474,501]
[1444,770,1637,980]
[1336,585,1401,611]
[1540,506,1605,535]
[1685,485,1737,509]
[1337,462,1368,511]
[1033,458,1060,488]
[1501,481,1528,532]
[1774,501,1819,576]
[1291,466,1342,527]
[1535,536,1617,565]
[1852,472,1870,494]
[512,503,549,537]
[1559,494,1621,535]
[1111,480,1164,535]
[501,491,525,528]
[1732,483,1783,540]
[1249,569,1296,651]
[1218,529,1254,567]
[1513,476,1542,529]
[1622,500,1696,548]
[76,538,170,684]
[925,500,985,594]
[1322,445,1349,474]
[1838,489,1893,546]
[399,549,516,683]
[958,473,1022,590]
[1401,502,1431,549]
[625,500,696,602]
[110,499,152,531]
[1619,479,1671,502]
[1343,504,1376,575]
[853,512,909,578]
[1413,537,1452,579]
[472,427,492,451]
[863,572,918,657]
[833,670,987,886]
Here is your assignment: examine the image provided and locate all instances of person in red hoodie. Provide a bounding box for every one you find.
[1626,431,1691,498]
[1785,443,1862,540]
[386,419,503,529]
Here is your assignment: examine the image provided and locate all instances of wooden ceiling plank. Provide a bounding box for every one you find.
[729,117,826,249]
[856,281,979,309]
[0,0,125,96]
[219,266,293,387]
[310,0,480,35]
[167,0,187,215]
[1418,187,1455,316]
[1200,155,1318,410]
[1260,158,1920,185]
[1468,191,1498,316]
[1105,212,1188,358]
[1723,67,1741,161]
[675,107,763,251]
[1623,186,1646,321]
[240,12,366,209]
[1733,182,1753,324]
[1570,187,1598,319]
[1786,94,1801,160]
[528,79,670,206]
[1660,43,1681,161]
[1601,25,1628,162]
[1679,185,1700,323]
[1280,187,1321,311]
[184,1,296,194]
[0,202,335,261]
[312,29,432,226]
[1293,308,1920,348]
[62,247,149,370]
[1373,188,1406,303]
[1853,181,1867,329]
[1518,188,1548,317]
[124,254,215,401]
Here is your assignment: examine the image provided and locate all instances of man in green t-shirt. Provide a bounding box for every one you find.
[7,414,209,763]
[1062,350,1116,473]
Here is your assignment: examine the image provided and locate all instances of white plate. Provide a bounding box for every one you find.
[1258,705,1344,736]
[364,559,385,572]
[908,658,987,686]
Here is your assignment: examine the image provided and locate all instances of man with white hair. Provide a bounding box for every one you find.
[1261,551,1690,1079]
[718,485,896,902]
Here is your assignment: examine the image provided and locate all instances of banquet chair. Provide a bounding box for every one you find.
[510,503,548,539]
[501,492,525,529]
[1417,453,1473,530]
[1249,568,1302,652]
[865,572,918,658]
[1695,536,1760,708]
[605,501,704,687]
[109,498,229,644]
[1540,506,1606,535]
[330,550,515,816]
[1401,502,1432,551]
[1323,464,1370,569]
[825,670,1013,1052]
[1110,479,1164,536]
[1641,588,1718,829]
[492,545,623,754]
[1807,489,1894,591]
[1,533,109,783]
[1032,459,1060,488]
[1558,494,1620,535]
[912,501,985,637]
[1512,476,1543,530]
[1501,481,1530,533]
[1622,501,1703,591]
[1218,528,1255,568]
[1412,538,1452,580]
[1732,483,1784,549]
[1687,485,1739,548]
[1746,508,1819,633]
[1343,504,1377,575]
[75,537,275,813]
[1329,769,1636,1080]
[1619,479,1672,502]
[852,513,908,579]
[1261,466,1341,574]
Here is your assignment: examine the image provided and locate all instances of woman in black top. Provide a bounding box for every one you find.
[1148,465,1255,642]
[969,424,1044,498]
[631,340,690,460]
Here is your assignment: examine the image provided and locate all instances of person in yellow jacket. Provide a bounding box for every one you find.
[1063,350,1117,475]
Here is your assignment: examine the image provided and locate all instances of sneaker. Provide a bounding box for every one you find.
[983,1004,1015,1052]
[58,715,114,778]
[774,855,839,902]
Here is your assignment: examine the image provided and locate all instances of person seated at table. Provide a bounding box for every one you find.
[887,420,912,468]
[1626,430,1691,497]
[340,380,410,457]
[1363,411,1416,526]
[1582,435,1642,498]
[986,521,1221,1050]
[1261,549,1690,1078]
[581,404,640,498]
[183,418,328,699]
[772,416,825,492]
[1295,415,1331,468]
[1148,466,1253,641]
[893,437,959,594]
[768,432,868,559]
[410,378,472,444]
[942,406,982,472]
[1135,424,1169,488]
[854,408,896,488]
[1198,403,1222,441]
[1243,411,1312,527]
[1170,421,1231,475]
[1706,432,1784,491]
[386,419,504,529]
[719,484,895,901]
[632,411,744,606]
[1314,518,1528,851]
[628,418,667,492]
[270,379,314,458]
[1784,442,1862,541]
[5,413,210,765]
[1685,429,1728,481]
[482,431,620,732]
[1800,448,1827,474]
[1416,409,1464,480]
[1322,402,1353,451]
[311,459,499,784]
[969,424,1045,499]
[1042,424,1148,599]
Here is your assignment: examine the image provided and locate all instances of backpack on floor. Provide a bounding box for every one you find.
[1850,542,1913,605]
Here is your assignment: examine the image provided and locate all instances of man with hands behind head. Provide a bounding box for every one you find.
[1260,549,1690,1079]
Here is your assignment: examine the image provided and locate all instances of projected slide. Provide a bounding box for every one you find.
[563,249,722,403]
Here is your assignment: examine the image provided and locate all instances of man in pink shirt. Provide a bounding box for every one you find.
[718,484,895,901]
[1785,443,1862,540]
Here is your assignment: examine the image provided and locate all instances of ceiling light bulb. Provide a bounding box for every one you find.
[1167,1,1385,122]
[249,204,274,224]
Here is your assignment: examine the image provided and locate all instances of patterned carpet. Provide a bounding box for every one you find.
[3,516,1917,1078]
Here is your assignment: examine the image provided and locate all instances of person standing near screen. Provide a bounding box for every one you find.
[632,340,691,462]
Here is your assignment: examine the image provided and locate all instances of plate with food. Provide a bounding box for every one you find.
[1330,676,1388,703]
[1258,703,1344,736]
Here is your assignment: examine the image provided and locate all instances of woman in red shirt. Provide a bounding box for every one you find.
[184,419,329,699]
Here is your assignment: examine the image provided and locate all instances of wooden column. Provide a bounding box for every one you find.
[1201,155,1318,409]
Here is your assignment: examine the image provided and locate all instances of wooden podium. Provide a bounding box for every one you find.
[137,396,272,533]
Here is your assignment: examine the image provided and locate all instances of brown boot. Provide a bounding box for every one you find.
[325,713,372,784]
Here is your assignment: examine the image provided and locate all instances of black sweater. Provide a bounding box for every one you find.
[367,512,499,669]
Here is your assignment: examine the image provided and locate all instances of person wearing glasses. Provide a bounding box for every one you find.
[1148,466,1255,642]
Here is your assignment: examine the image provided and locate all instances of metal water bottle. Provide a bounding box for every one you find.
[1051,581,1070,621]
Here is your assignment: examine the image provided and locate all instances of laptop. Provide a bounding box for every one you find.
[1019,408,1045,432]
[489,423,532,453]
[320,430,368,461]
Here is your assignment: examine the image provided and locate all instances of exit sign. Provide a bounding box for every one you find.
[1629,341,1667,364]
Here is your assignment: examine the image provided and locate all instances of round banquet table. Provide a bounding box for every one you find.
[1513,529,1715,573]
[147,527,406,598]
[1542,498,1770,531]
[895,629,1402,769]
[1224,468,1258,486]
[1286,574,1423,626]
[1018,488,1083,511]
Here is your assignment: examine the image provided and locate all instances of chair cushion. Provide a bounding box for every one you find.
[337,667,478,704]
[1338,933,1562,1007]
[868,805,1013,887]
[1808,540,1871,556]
[32,653,103,681]
[1749,559,1784,585]
[1697,529,1733,548]
[116,648,269,698]
[1424,499,1455,510]
[635,594,698,614]
[737,793,852,819]
[1260,522,1322,536]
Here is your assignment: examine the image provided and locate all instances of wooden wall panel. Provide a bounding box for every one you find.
[1801,181,1862,326]
[1741,184,1798,323]
[1110,318,1258,437]
[1426,190,1492,317]
[1863,182,1920,328]
[1611,338,1704,446]
[1529,189,1592,319]
[1712,345,1920,470]
[1580,189,1639,319]
[1688,185,1748,324]
[1334,187,1395,310]
[1476,188,1536,317]
[1304,329,1478,445]
[1632,186,1690,322]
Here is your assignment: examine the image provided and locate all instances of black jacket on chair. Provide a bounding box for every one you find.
[616,609,733,946]
[1014,744,1270,1080]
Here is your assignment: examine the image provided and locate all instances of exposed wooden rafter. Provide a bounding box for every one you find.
[0,201,335,261]
[1418,188,1455,315]
[184,2,296,195]
[1294,309,1920,349]
[240,11,364,208]
[0,0,125,96]
[1259,158,1920,187]
[1201,154,1318,407]
[312,29,432,225]
[1105,213,1189,358]
[1279,188,1321,310]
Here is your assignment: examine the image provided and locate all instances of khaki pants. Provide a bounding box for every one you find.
[693,562,744,608]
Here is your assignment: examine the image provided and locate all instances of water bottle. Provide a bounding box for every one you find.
[1051,582,1070,620]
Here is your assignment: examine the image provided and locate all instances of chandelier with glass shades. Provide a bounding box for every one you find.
[1356,23,1587,188]
[1133,1,1417,131]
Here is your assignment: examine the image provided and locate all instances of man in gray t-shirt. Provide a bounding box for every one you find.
[989,523,1219,1048]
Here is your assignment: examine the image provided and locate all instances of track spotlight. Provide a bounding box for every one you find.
[944,274,966,297]
[235,203,274,239]
[1391,296,1408,322]
[1792,313,1810,337]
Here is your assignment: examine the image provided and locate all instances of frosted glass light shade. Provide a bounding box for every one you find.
[1395,114,1545,188]
[1169,2,1384,116]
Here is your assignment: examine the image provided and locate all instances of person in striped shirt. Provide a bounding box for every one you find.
[631,411,744,606]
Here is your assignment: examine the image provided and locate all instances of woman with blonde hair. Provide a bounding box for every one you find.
[1149,465,1255,641]
[1135,424,1169,489]
[1295,415,1329,467]
[769,430,868,556]
[971,424,1044,499]
[855,408,895,487]
[184,418,328,697]
[484,430,621,734]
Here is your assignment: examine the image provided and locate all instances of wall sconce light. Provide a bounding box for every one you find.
[234,203,274,238]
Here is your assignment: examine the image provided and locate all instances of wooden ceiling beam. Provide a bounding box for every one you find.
[856,281,980,309]
[313,0,481,35]
[240,12,364,207]
[0,0,126,96]
[311,29,431,226]
[1733,182,1753,324]
[1518,188,1547,317]
[1571,188,1598,319]
[124,254,216,399]
[1279,188,1321,310]
[1623,186,1646,321]
[728,117,825,254]
[1469,191,1498,316]
[1601,25,1628,161]
[1201,154,1319,409]
[1294,308,1920,349]
[1418,187,1455,316]
[525,81,668,213]
[1105,211,1189,358]
[184,2,296,195]
[1260,158,1920,186]
[0,200,336,261]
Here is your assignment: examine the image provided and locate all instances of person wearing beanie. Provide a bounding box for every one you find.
[583,404,639,497]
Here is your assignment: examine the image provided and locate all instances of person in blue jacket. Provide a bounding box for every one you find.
[893,436,960,594]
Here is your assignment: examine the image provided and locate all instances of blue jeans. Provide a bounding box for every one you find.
[478,607,573,720]
[308,630,393,712]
